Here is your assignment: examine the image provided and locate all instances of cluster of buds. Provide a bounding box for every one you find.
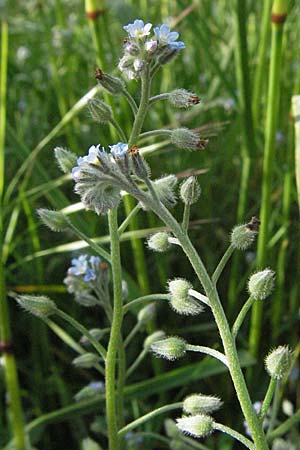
[64,254,109,307]
[119,19,185,80]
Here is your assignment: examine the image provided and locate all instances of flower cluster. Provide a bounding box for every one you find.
[119,19,185,79]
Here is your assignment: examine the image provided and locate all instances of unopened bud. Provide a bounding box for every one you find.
[133,58,145,72]
[148,232,171,252]
[171,128,208,151]
[180,176,201,205]
[145,39,158,53]
[151,336,187,360]
[165,419,180,438]
[118,55,134,71]
[176,414,214,438]
[129,147,151,180]
[37,208,70,232]
[265,346,292,379]
[183,394,223,415]
[88,98,112,123]
[54,147,77,173]
[231,217,260,250]
[144,330,166,350]
[95,68,125,95]
[82,437,103,450]
[154,175,178,208]
[16,295,57,318]
[80,328,105,346]
[158,48,178,66]
[74,381,104,402]
[137,303,156,324]
[72,353,100,368]
[168,279,203,316]
[248,269,275,300]
[168,89,200,108]
[124,42,139,56]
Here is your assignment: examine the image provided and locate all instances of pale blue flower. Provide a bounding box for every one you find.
[69,255,88,276]
[71,145,100,180]
[84,268,96,282]
[145,39,158,52]
[88,381,104,391]
[123,19,152,39]
[109,142,128,158]
[90,256,101,268]
[154,24,185,50]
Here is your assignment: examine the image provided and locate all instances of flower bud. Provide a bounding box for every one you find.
[118,55,134,71]
[72,353,100,369]
[145,39,158,53]
[151,336,187,360]
[265,346,292,380]
[144,330,166,350]
[168,279,203,316]
[180,177,201,205]
[54,147,77,173]
[168,89,200,108]
[148,232,171,252]
[176,414,214,438]
[82,437,103,450]
[124,42,139,55]
[231,217,260,250]
[16,295,57,318]
[153,175,177,208]
[183,394,223,415]
[37,208,70,232]
[171,128,208,151]
[80,328,105,346]
[137,303,156,324]
[74,381,104,401]
[133,58,145,72]
[130,148,151,180]
[95,68,125,95]
[88,98,113,123]
[248,269,275,300]
[164,419,180,438]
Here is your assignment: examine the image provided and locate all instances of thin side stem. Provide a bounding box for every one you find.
[68,222,111,263]
[110,118,127,142]
[212,244,235,285]
[106,207,124,450]
[232,296,256,340]
[187,344,228,367]
[214,423,255,449]
[267,407,300,441]
[148,93,170,105]
[267,380,280,434]
[122,88,138,115]
[118,203,141,235]
[139,129,171,140]
[124,322,142,348]
[259,378,277,419]
[188,289,210,307]
[126,349,147,379]
[118,402,182,438]
[123,294,170,314]
[116,334,126,429]
[182,202,191,234]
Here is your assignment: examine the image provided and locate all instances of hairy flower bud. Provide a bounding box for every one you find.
[231,217,260,250]
[54,147,77,173]
[180,176,201,205]
[95,68,125,95]
[72,353,100,368]
[171,128,208,151]
[80,328,106,346]
[144,330,166,350]
[265,346,292,380]
[129,147,151,180]
[151,336,187,360]
[16,295,57,318]
[168,279,203,316]
[183,394,223,415]
[37,208,70,232]
[148,232,171,252]
[168,89,200,108]
[124,42,139,56]
[88,98,113,123]
[153,175,177,208]
[137,303,156,324]
[176,414,214,438]
[248,269,275,300]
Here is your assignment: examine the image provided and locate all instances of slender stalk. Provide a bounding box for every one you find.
[118,402,182,437]
[56,309,106,360]
[124,322,142,348]
[182,202,191,234]
[232,296,256,339]
[292,95,300,216]
[148,93,170,105]
[212,244,234,285]
[118,203,141,235]
[122,88,138,115]
[116,334,126,429]
[267,407,300,440]
[259,378,277,419]
[139,129,171,140]
[249,0,288,357]
[267,380,280,434]
[188,289,210,307]
[123,294,170,314]
[126,349,147,378]
[110,118,127,142]
[214,423,255,449]
[68,222,111,262]
[106,207,124,450]
[186,344,228,367]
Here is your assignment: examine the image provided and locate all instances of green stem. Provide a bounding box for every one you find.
[214,423,255,449]
[123,294,170,314]
[116,334,126,429]
[212,244,235,285]
[267,380,280,434]
[250,4,287,357]
[232,296,256,340]
[126,349,147,378]
[148,93,170,105]
[139,129,171,140]
[68,222,111,263]
[259,378,277,419]
[55,309,106,360]
[110,118,127,142]
[267,407,300,441]
[118,402,182,438]
[106,207,124,450]
[182,202,191,234]
[118,203,141,235]
[124,322,142,348]
[292,95,300,216]
[186,344,228,367]
[122,88,138,115]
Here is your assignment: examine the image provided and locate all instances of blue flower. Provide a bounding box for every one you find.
[71,145,100,180]
[90,256,101,268]
[84,269,96,282]
[123,19,152,39]
[154,24,185,50]
[109,142,128,159]
[88,381,104,391]
[69,255,89,276]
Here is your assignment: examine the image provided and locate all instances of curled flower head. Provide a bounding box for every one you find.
[154,24,185,50]
[123,19,152,39]
[109,142,128,159]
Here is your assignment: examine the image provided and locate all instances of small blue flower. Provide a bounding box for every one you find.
[71,145,100,180]
[109,142,128,159]
[90,256,101,268]
[84,268,96,282]
[69,255,89,276]
[154,24,185,50]
[88,381,104,391]
[123,19,152,39]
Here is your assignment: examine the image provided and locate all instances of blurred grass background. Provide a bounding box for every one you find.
[1,0,300,448]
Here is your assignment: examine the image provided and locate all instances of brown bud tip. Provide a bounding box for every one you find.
[189,95,201,105]
[197,139,208,150]
[0,341,14,354]
[86,9,105,20]
[99,262,108,271]
[95,67,104,81]
[271,13,287,24]
[128,145,139,155]
[246,216,261,232]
